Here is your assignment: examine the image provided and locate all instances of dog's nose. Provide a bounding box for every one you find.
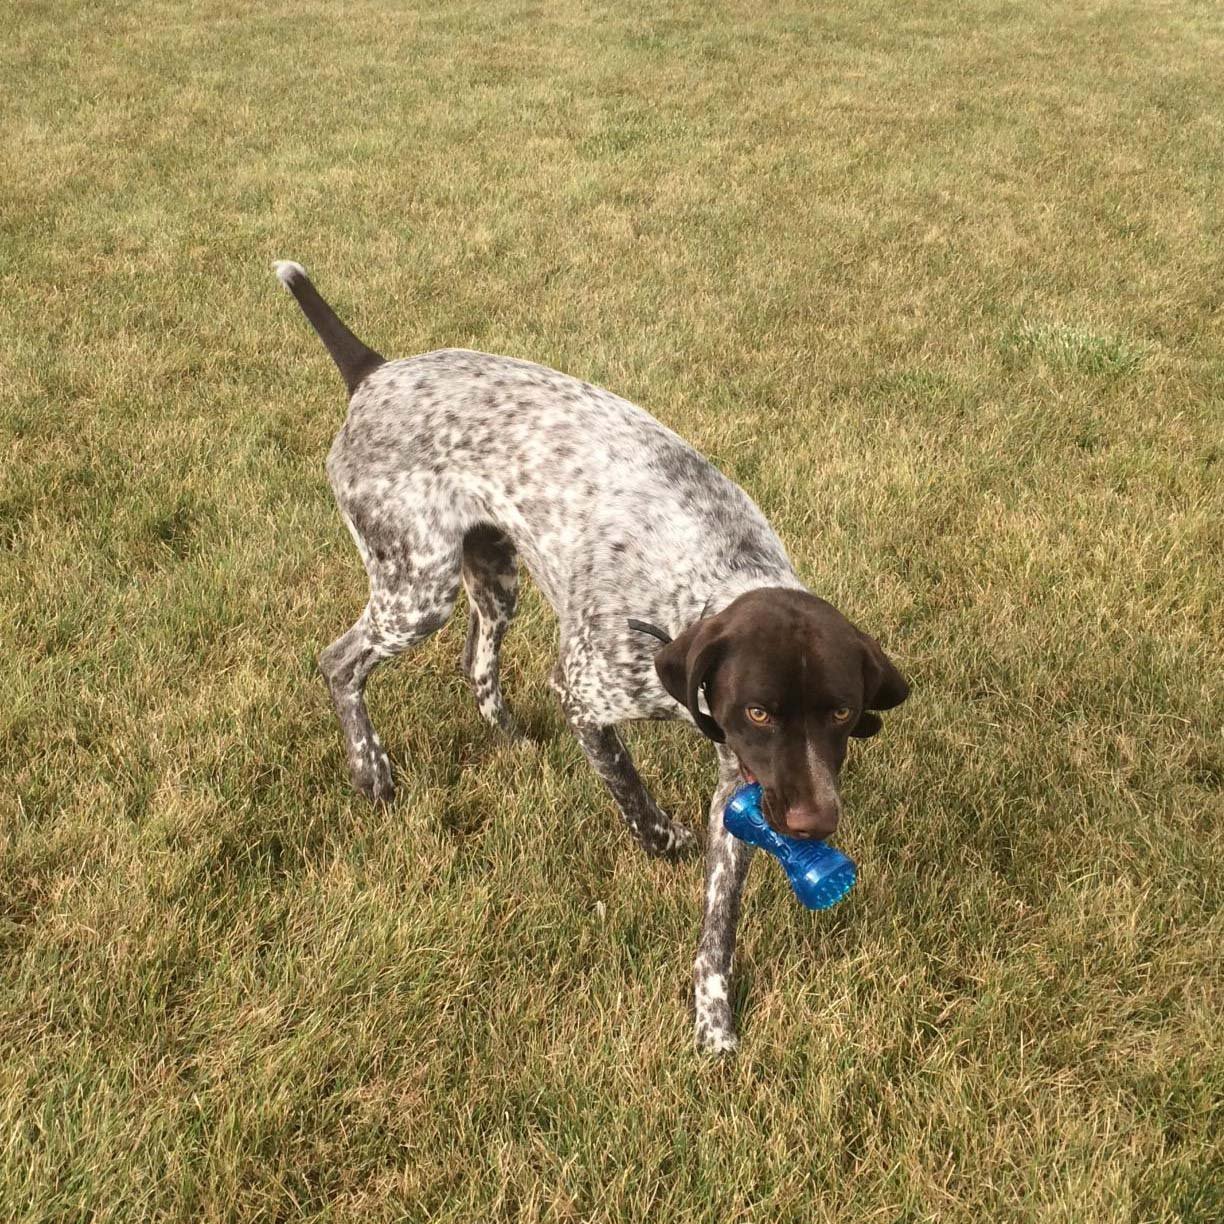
[784,805,839,839]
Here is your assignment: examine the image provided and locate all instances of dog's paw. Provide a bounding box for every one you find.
[490,709,531,742]
[350,741,395,805]
[694,973,738,1053]
[695,1022,739,1056]
[639,819,697,862]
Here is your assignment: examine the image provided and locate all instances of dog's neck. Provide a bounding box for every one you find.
[708,566,806,611]
[655,565,805,640]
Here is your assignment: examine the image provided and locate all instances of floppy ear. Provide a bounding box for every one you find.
[653,617,727,742]
[852,632,909,739]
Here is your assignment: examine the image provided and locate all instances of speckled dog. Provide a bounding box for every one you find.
[274,260,909,1053]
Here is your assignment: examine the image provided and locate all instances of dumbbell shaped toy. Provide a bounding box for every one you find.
[723,781,856,910]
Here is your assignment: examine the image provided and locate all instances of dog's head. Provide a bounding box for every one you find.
[653,589,908,839]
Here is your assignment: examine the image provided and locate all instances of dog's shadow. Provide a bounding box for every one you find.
[503,700,559,748]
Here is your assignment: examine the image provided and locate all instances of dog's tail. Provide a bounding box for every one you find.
[272,260,385,396]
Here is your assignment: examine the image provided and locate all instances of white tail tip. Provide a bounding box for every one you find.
[273,259,306,288]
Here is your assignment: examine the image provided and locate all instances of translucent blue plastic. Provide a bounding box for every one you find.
[723,782,857,910]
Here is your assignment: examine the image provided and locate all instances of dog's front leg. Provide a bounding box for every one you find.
[552,666,696,860]
[694,746,755,1053]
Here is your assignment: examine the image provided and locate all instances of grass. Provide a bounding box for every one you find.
[2,0,1222,1219]
[1000,321,1148,377]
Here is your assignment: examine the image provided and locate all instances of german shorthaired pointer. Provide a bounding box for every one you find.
[274,260,909,1052]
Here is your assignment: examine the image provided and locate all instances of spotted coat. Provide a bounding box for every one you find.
[278,261,815,1053]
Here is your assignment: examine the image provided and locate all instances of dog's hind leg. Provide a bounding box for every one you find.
[320,515,462,803]
[459,524,519,733]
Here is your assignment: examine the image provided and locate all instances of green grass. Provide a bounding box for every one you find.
[1000,321,1148,377]
[3,0,1222,1219]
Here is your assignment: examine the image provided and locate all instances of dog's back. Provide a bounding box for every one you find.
[327,347,790,619]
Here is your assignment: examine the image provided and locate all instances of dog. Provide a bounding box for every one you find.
[274,260,909,1051]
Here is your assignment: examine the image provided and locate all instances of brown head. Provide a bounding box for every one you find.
[653,589,909,839]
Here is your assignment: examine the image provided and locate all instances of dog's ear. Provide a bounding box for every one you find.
[654,617,727,742]
[852,632,909,738]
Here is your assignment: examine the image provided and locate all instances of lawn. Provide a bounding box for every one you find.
[2,0,1222,1219]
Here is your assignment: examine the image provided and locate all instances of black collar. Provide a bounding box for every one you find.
[626,618,673,646]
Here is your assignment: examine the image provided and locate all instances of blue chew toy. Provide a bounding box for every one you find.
[723,782,856,910]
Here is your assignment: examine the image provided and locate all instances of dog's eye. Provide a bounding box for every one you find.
[831,707,852,723]
[745,705,772,726]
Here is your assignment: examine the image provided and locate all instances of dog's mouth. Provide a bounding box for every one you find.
[737,760,793,834]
